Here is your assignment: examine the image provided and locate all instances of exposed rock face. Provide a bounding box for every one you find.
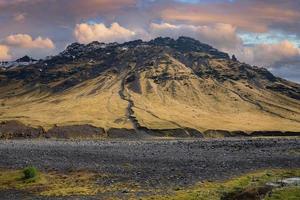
[147,128,203,138]
[46,125,105,139]
[0,121,44,139]
[204,130,300,137]
[250,131,300,137]
[1,120,300,139]
[0,36,300,137]
[107,128,139,138]
[15,55,37,63]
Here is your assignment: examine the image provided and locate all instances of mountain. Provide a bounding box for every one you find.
[15,55,37,63]
[0,37,299,137]
[0,55,37,68]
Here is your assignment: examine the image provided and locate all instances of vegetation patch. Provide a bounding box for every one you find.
[0,168,145,198]
[0,168,97,196]
[23,166,38,181]
[144,169,300,200]
[0,168,299,199]
[264,187,300,200]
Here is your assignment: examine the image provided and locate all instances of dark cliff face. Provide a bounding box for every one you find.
[0,36,299,99]
[15,55,37,63]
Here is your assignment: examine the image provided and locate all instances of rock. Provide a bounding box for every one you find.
[251,131,300,137]
[0,121,45,139]
[231,54,238,62]
[147,128,203,138]
[46,124,105,139]
[107,128,138,138]
[204,130,232,137]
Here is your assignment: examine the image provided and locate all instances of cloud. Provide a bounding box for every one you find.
[0,45,11,60]
[160,0,300,33]
[74,22,136,43]
[13,13,26,22]
[270,59,300,83]
[149,22,242,51]
[236,40,300,67]
[68,0,137,17]
[4,34,55,49]
[0,0,137,21]
[0,0,299,82]
[0,0,30,6]
[148,22,300,76]
[148,22,300,73]
[72,21,299,73]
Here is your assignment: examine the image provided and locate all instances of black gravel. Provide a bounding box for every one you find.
[0,138,300,199]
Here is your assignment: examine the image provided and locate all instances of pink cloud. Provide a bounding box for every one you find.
[149,22,242,51]
[237,40,300,67]
[4,34,55,49]
[13,13,26,22]
[74,22,136,43]
[160,1,300,33]
[0,45,11,60]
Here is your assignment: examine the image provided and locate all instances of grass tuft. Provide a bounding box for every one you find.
[23,166,38,181]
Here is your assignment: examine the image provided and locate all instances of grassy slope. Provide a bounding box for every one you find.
[132,57,300,132]
[0,75,131,130]
[0,56,299,132]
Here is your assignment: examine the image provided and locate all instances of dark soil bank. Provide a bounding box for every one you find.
[1,120,300,139]
[0,138,299,199]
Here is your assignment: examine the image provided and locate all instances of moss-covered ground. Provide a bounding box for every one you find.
[0,168,299,199]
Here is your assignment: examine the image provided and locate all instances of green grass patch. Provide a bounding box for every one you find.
[264,187,300,200]
[144,169,300,200]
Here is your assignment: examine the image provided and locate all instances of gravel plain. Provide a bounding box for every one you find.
[0,138,300,199]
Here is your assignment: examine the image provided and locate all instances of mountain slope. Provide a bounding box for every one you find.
[0,37,299,135]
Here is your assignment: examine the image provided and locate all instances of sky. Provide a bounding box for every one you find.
[0,0,300,83]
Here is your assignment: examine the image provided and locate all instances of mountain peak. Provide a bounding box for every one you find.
[177,36,200,43]
[65,42,85,51]
[149,37,176,45]
[15,55,37,63]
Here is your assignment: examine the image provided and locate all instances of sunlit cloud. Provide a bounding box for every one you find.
[74,22,136,43]
[4,34,55,49]
[13,13,26,22]
[237,40,300,67]
[149,22,242,51]
[0,44,11,60]
[160,1,300,33]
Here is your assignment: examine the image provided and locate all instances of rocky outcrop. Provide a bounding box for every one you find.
[0,121,44,139]
[251,131,300,137]
[204,130,234,137]
[46,125,105,139]
[15,55,37,63]
[1,120,300,139]
[107,127,203,138]
[146,128,203,138]
[204,130,300,137]
[266,83,300,100]
[107,128,139,138]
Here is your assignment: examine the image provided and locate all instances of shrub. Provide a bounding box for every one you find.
[23,166,38,180]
